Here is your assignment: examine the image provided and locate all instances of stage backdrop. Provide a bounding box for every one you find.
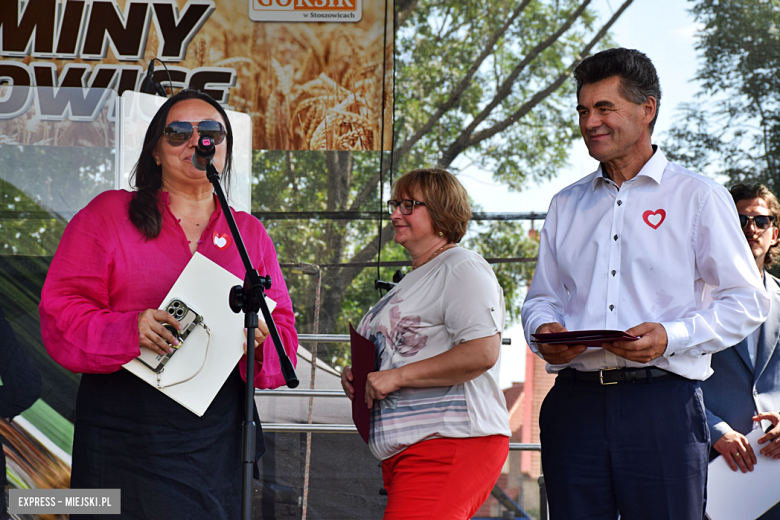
[0,0,393,151]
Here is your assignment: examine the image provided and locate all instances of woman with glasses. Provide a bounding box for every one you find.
[341,168,510,520]
[39,89,297,519]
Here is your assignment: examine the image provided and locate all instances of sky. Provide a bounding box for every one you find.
[454,0,705,388]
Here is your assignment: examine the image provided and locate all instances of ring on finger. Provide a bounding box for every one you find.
[734,453,741,458]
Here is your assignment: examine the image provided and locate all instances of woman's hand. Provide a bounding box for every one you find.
[366,368,403,409]
[243,322,270,364]
[341,366,355,400]
[138,309,181,357]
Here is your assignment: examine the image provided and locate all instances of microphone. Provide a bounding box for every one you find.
[140,60,168,97]
[374,279,396,291]
[191,135,216,171]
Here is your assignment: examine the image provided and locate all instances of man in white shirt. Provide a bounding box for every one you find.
[521,48,770,519]
[700,184,780,520]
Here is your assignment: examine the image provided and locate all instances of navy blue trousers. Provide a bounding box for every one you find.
[540,373,710,520]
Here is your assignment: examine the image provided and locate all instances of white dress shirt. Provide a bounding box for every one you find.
[521,148,770,380]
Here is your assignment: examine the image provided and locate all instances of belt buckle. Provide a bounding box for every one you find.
[599,367,619,385]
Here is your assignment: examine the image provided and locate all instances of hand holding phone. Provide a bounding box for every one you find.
[136,299,203,373]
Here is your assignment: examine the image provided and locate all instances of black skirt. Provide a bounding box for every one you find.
[70,367,264,519]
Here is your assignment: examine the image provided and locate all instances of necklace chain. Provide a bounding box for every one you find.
[413,243,456,270]
[170,202,209,227]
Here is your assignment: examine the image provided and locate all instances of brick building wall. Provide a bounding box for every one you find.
[521,348,555,478]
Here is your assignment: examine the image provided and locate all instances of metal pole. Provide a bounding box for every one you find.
[301,267,321,520]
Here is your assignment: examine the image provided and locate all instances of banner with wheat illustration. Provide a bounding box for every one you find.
[0,0,394,152]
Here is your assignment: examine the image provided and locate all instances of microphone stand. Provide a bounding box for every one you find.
[194,136,298,520]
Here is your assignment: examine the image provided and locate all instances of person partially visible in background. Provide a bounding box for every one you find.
[700,183,780,520]
[0,305,41,520]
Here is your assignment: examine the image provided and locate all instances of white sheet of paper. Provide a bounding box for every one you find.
[706,426,780,520]
[122,252,275,416]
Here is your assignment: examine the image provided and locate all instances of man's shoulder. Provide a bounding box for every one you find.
[662,160,722,191]
[550,171,600,202]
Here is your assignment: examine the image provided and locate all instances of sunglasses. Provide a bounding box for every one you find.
[387,199,426,215]
[739,214,775,230]
[163,120,226,147]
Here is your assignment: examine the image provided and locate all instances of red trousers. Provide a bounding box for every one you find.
[381,435,509,520]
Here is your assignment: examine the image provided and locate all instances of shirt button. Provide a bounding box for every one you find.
[614,235,618,241]
[609,304,614,311]
[611,270,616,276]
[617,200,622,206]
[198,240,203,244]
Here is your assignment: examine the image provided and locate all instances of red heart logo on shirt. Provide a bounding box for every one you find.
[643,209,666,229]
[213,232,231,250]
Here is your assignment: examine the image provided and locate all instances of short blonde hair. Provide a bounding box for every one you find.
[392,168,471,243]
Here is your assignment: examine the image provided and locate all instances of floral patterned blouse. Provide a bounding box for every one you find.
[357,247,511,460]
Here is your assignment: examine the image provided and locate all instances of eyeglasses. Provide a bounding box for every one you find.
[163,120,227,147]
[739,214,776,230]
[387,199,426,215]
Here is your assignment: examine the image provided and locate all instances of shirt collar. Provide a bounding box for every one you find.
[590,145,669,191]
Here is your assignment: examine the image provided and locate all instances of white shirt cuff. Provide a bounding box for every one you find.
[660,320,690,358]
[524,317,550,353]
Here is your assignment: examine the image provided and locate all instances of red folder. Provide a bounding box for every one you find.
[349,324,375,444]
[531,329,638,347]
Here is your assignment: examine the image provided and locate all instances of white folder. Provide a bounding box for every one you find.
[706,426,780,519]
[123,252,275,416]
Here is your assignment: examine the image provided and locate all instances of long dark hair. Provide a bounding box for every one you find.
[129,89,234,239]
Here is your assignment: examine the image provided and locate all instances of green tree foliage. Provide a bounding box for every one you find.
[0,145,114,255]
[664,0,780,188]
[463,221,540,324]
[252,0,635,365]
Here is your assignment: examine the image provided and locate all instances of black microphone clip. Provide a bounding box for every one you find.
[191,135,216,172]
[140,60,168,97]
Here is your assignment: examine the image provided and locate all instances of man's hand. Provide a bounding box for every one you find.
[713,430,757,472]
[535,323,587,365]
[603,322,667,363]
[756,412,780,459]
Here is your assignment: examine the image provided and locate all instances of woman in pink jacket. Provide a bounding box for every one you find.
[39,89,297,519]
